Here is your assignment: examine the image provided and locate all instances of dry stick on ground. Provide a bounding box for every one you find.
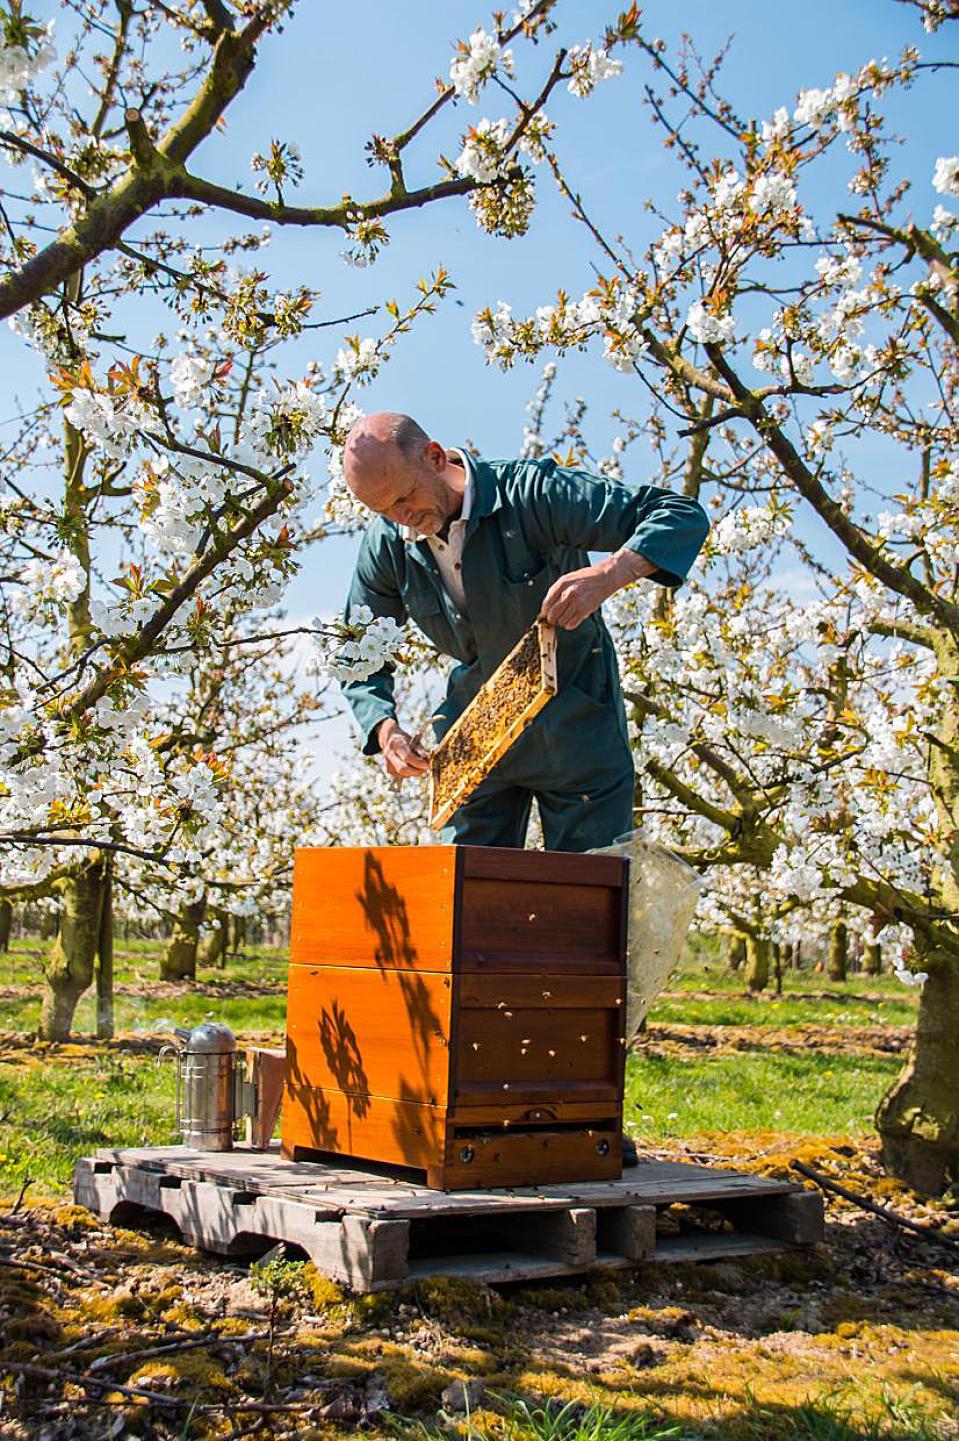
[49,1326,124,1359]
[10,1177,31,1213]
[0,1360,188,1412]
[791,1160,959,1250]
[0,1254,107,1287]
[0,1241,106,1282]
[87,1327,270,1373]
[0,1360,329,1416]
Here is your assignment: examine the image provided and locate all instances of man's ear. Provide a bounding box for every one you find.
[424,439,447,471]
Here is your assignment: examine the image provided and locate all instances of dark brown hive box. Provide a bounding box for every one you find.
[282,845,629,1190]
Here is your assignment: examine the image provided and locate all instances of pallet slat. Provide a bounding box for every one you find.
[74,1147,821,1292]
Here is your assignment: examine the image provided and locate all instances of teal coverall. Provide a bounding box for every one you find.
[342,453,709,851]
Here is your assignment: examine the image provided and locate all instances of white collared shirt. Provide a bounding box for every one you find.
[403,450,472,614]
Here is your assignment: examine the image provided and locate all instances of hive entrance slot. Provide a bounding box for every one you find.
[452,1118,618,1137]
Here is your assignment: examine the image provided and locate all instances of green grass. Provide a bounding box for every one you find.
[0,988,288,1035]
[0,937,288,1035]
[0,939,920,1037]
[624,1049,901,1140]
[0,1049,178,1193]
[648,962,919,1029]
[647,994,917,1028]
[0,1039,901,1195]
[667,957,913,997]
[0,933,915,1195]
[390,1394,946,1441]
[396,1399,699,1440]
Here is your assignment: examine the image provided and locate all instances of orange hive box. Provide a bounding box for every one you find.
[282,844,629,1190]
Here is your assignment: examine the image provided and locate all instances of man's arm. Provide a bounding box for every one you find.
[524,461,710,629]
[540,547,659,629]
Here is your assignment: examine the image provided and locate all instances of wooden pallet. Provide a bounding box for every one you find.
[428,621,557,829]
[74,1145,823,1291]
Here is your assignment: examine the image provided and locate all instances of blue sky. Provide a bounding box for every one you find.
[1,1,955,780]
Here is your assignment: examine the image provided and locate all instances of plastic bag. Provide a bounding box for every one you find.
[590,832,703,1038]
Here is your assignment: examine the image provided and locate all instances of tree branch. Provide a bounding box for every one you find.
[0,131,96,198]
[0,13,273,319]
[173,167,475,228]
[63,475,293,723]
[867,616,938,649]
[199,0,234,34]
[90,0,133,139]
[626,686,761,807]
[644,329,737,405]
[644,754,740,834]
[838,211,959,344]
[2,833,176,865]
[703,343,959,633]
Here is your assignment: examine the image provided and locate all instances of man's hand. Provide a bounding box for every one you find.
[377,717,430,780]
[539,549,656,630]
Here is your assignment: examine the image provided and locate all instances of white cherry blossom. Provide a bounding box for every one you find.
[932,155,959,196]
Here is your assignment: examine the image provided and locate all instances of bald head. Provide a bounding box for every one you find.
[344,412,466,537]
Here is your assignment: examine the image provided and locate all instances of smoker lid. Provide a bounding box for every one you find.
[180,1021,237,1054]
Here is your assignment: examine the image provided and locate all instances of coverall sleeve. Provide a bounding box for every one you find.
[341,529,407,756]
[527,461,710,587]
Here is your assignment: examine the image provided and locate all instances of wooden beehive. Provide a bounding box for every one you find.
[282,845,629,1190]
[428,622,557,829]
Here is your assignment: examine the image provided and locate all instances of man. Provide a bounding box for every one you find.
[340,412,709,852]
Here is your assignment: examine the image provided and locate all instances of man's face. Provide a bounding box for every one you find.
[347,442,454,537]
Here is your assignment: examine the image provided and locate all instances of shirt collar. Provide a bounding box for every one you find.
[402,449,472,544]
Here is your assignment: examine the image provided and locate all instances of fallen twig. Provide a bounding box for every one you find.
[0,1358,327,1418]
[47,1326,124,1359]
[791,1160,959,1250]
[11,1176,31,1213]
[0,1359,187,1410]
[0,1253,107,1286]
[217,1400,326,1414]
[88,1327,269,1373]
[44,1248,105,1281]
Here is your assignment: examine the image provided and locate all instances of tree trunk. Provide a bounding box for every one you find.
[827,919,848,982]
[772,941,783,995]
[727,934,746,972]
[96,862,114,1040]
[39,860,105,1041]
[160,900,206,981]
[198,912,227,969]
[863,937,882,976]
[232,914,247,955]
[876,961,959,1195]
[745,936,770,993]
[0,900,11,953]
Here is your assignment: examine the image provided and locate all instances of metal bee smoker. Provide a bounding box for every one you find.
[160,1022,239,1151]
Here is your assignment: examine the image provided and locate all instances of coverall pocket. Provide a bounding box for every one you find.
[404,585,450,654]
[563,681,609,717]
[500,564,551,619]
[523,679,632,787]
